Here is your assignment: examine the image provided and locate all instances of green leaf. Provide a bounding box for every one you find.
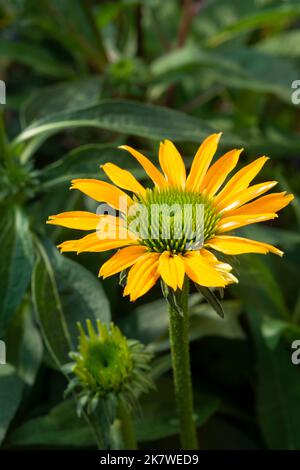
[0,207,34,335]
[256,30,300,58]
[189,300,244,342]
[31,246,72,367]
[10,399,95,448]
[261,316,300,350]
[17,304,44,386]
[16,99,242,146]
[205,4,300,47]
[0,364,23,445]
[0,39,74,78]
[151,45,297,103]
[21,0,107,70]
[47,243,111,345]
[249,309,300,450]
[22,77,102,126]
[32,240,111,366]
[232,255,289,320]
[192,0,258,39]
[40,144,144,189]
[6,301,44,386]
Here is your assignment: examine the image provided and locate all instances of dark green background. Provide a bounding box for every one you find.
[0,0,300,450]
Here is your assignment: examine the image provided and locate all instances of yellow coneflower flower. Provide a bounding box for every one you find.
[47,133,293,301]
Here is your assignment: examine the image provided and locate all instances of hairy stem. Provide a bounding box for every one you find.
[118,401,138,450]
[168,279,198,449]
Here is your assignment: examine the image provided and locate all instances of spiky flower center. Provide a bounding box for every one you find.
[71,322,134,396]
[127,188,220,254]
[83,341,133,392]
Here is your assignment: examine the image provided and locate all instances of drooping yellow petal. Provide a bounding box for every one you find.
[214,156,269,204]
[200,248,219,263]
[227,192,294,216]
[206,235,283,256]
[119,145,167,187]
[186,133,222,192]
[217,270,239,284]
[181,251,226,287]
[47,211,101,230]
[200,248,237,279]
[99,245,148,278]
[70,179,132,211]
[200,148,242,196]
[158,251,185,290]
[217,213,277,233]
[123,252,160,301]
[101,163,146,198]
[159,140,186,188]
[217,181,278,213]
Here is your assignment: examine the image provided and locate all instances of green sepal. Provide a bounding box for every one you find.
[119,269,128,287]
[195,284,225,319]
[160,279,184,316]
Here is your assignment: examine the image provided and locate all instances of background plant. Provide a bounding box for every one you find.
[0,0,300,450]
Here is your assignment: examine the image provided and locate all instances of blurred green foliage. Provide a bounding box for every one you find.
[0,0,299,450]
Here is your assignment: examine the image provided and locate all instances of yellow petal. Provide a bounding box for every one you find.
[217,213,277,233]
[206,235,283,256]
[58,218,138,253]
[123,252,160,301]
[58,237,137,253]
[186,133,222,192]
[47,211,101,230]
[159,140,186,188]
[200,148,242,195]
[101,163,146,198]
[56,240,78,252]
[181,251,226,287]
[158,251,185,290]
[200,248,219,263]
[219,271,239,284]
[70,179,132,211]
[200,249,238,283]
[99,245,148,278]
[214,156,269,204]
[228,192,294,216]
[218,181,278,213]
[119,145,166,187]
[95,220,138,245]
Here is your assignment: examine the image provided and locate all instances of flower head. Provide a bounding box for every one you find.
[66,320,152,414]
[47,133,293,301]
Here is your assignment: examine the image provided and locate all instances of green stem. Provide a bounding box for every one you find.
[168,279,198,449]
[118,401,138,450]
[87,412,104,449]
